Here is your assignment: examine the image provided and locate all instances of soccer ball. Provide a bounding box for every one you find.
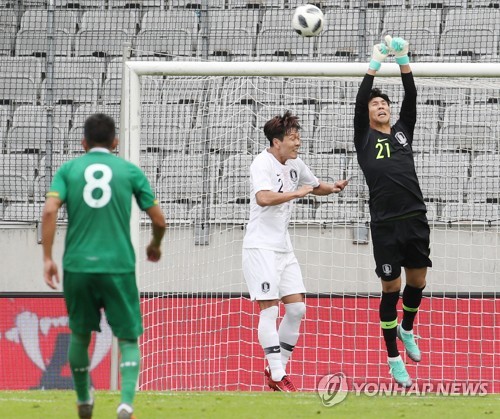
[292,5,324,37]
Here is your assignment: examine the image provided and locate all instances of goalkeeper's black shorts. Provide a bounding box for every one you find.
[370,212,432,281]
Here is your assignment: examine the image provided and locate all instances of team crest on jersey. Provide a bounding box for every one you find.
[290,169,298,182]
[395,132,408,146]
[382,264,392,275]
[261,282,270,293]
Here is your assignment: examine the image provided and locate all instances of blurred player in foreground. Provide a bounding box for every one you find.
[242,111,348,391]
[354,36,431,387]
[42,113,166,419]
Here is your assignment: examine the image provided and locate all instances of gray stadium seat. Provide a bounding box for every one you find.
[12,105,72,134]
[159,155,217,203]
[0,105,10,148]
[75,30,132,57]
[54,57,107,81]
[316,200,370,223]
[411,0,465,7]
[0,174,30,202]
[441,203,500,223]
[205,126,253,154]
[317,10,381,60]
[382,9,441,59]
[109,0,164,7]
[219,154,253,203]
[414,152,469,202]
[15,30,73,57]
[73,104,120,130]
[41,77,98,104]
[141,202,189,222]
[19,10,78,33]
[53,0,106,6]
[412,104,440,153]
[440,10,500,57]
[0,77,38,104]
[0,155,37,187]
[171,0,224,7]
[228,0,283,7]
[3,203,46,222]
[0,10,16,55]
[0,57,43,83]
[6,126,65,153]
[204,10,260,59]
[256,103,315,139]
[290,200,316,221]
[80,10,140,33]
[438,104,500,151]
[136,30,197,57]
[315,104,355,153]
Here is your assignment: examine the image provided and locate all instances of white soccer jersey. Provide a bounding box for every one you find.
[242,149,319,252]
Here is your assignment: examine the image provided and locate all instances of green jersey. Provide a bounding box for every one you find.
[47,148,157,273]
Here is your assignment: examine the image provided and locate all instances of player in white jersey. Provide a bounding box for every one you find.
[242,111,348,391]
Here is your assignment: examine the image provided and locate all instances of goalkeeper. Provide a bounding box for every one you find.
[353,36,431,387]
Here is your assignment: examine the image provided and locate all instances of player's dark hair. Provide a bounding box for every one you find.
[369,88,391,105]
[84,113,116,147]
[263,110,301,147]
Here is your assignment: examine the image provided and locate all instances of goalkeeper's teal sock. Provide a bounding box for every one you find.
[68,332,92,403]
[119,339,140,406]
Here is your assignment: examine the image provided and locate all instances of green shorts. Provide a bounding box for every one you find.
[63,271,143,340]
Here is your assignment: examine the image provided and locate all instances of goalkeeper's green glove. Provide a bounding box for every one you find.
[369,43,389,71]
[385,35,410,65]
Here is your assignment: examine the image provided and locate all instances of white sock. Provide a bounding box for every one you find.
[117,403,133,414]
[388,355,402,362]
[278,302,306,369]
[400,325,413,334]
[258,306,286,381]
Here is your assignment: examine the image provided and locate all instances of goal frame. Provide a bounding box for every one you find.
[116,57,500,390]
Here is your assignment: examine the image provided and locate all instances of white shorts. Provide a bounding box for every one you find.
[242,248,306,301]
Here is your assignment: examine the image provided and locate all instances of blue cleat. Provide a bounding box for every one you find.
[388,356,412,388]
[397,325,422,362]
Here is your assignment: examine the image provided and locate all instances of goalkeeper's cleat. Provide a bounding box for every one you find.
[117,403,136,419]
[397,325,422,362]
[267,374,297,392]
[388,356,412,388]
[77,400,94,419]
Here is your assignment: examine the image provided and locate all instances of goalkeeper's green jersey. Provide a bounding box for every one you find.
[47,148,157,273]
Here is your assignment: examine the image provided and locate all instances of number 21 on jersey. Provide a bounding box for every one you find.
[375,140,391,159]
[83,163,113,208]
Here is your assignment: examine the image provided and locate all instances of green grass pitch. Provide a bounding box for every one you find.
[0,391,499,418]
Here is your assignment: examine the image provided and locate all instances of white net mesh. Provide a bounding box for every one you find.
[135,72,500,391]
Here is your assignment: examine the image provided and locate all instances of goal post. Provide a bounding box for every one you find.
[119,58,500,392]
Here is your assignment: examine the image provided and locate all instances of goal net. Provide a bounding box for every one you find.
[122,59,500,392]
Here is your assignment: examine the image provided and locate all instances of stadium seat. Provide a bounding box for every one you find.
[343,156,370,202]
[138,10,200,56]
[316,200,370,223]
[12,105,72,134]
[0,174,30,202]
[3,203,50,222]
[15,30,73,57]
[411,104,440,153]
[0,155,37,185]
[317,10,381,59]
[53,0,106,6]
[108,0,164,7]
[438,104,500,151]
[0,77,38,104]
[315,104,355,153]
[441,203,500,223]
[411,0,465,7]
[290,200,316,221]
[158,155,218,203]
[143,202,189,222]
[228,0,283,7]
[0,10,16,55]
[190,203,249,223]
[0,57,43,83]
[348,0,405,8]
[440,9,500,57]
[80,10,140,33]
[301,154,348,201]
[6,126,65,153]
[19,10,78,33]
[170,0,225,8]
[203,10,260,58]
[414,152,470,202]
[41,77,98,105]
[470,0,500,6]
[382,9,441,59]
[54,57,107,82]
[75,30,133,57]
[219,154,254,203]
